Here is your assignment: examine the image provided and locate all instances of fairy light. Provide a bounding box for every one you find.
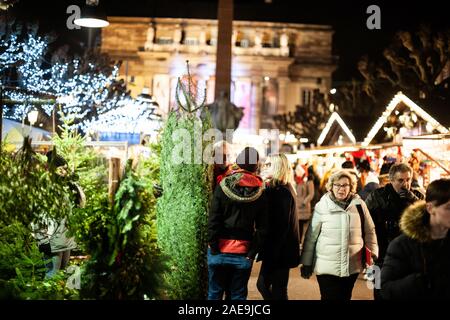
[362,92,449,147]
[1,34,128,130]
[317,112,356,146]
[82,98,162,133]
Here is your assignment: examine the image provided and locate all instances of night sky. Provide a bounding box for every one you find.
[6,0,450,83]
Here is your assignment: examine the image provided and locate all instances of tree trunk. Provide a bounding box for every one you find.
[108,157,121,205]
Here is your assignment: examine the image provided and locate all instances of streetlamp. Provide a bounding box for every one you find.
[23,108,39,139]
[74,0,109,50]
[74,0,109,28]
[27,109,39,127]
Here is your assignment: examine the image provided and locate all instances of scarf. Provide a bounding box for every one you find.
[330,192,355,210]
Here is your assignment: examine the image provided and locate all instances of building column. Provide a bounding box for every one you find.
[144,23,155,51]
[277,77,289,114]
[250,76,263,134]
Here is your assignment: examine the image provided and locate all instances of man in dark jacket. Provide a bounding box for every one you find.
[207,147,268,300]
[365,163,424,299]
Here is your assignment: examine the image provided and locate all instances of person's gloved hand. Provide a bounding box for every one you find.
[300,265,313,279]
[399,188,419,202]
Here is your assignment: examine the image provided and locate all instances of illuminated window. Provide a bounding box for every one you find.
[240,39,249,48]
[184,37,198,46]
[157,37,173,45]
[301,89,312,106]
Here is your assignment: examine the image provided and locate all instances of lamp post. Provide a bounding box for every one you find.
[74,0,109,50]
[27,109,38,127]
[26,108,38,139]
[74,0,109,28]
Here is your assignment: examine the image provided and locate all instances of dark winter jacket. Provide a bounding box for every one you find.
[365,183,424,263]
[259,183,300,268]
[208,169,268,259]
[381,202,450,300]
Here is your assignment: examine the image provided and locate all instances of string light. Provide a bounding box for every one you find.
[362,92,449,146]
[1,34,129,130]
[84,98,162,133]
[317,112,356,146]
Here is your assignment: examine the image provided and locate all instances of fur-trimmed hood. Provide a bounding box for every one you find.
[220,170,264,202]
[400,201,432,243]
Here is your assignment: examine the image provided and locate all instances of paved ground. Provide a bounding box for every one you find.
[247,261,374,300]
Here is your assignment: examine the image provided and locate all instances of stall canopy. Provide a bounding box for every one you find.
[317,112,357,146]
[362,92,449,146]
[1,119,52,145]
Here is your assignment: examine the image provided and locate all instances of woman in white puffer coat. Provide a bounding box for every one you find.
[300,169,378,300]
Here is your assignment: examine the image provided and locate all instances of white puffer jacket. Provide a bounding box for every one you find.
[300,192,378,277]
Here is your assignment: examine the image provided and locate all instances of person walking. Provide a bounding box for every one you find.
[295,165,310,246]
[300,169,378,300]
[256,154,300,300]
[207,147,268,300]
[381,179,450,299]
[365,163,424,299]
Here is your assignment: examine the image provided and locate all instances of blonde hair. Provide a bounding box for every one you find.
[320,169,335,194]
[326,169,357,193]
[266,153,296,194]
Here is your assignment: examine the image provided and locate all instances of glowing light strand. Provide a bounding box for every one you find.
[1,34,130,130]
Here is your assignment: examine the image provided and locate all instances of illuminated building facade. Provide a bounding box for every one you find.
[101,17,336,133]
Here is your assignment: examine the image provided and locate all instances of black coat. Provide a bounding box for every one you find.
[259,184,300,269]
[365,183,424,263]
[381,202,450,300]
[208,172,269,259]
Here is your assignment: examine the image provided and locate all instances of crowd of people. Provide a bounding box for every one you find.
[29,141,449,300]
[207,142,450,300]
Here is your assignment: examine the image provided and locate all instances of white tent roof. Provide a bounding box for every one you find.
[1,119,52,144]
[362,92,449,147]
[317,112,356,146]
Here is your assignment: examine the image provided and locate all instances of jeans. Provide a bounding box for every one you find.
[46,250,71,278]
[207,248,253,300]
[257,262,290,300]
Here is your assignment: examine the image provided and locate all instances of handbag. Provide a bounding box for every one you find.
[356,204,372,267]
